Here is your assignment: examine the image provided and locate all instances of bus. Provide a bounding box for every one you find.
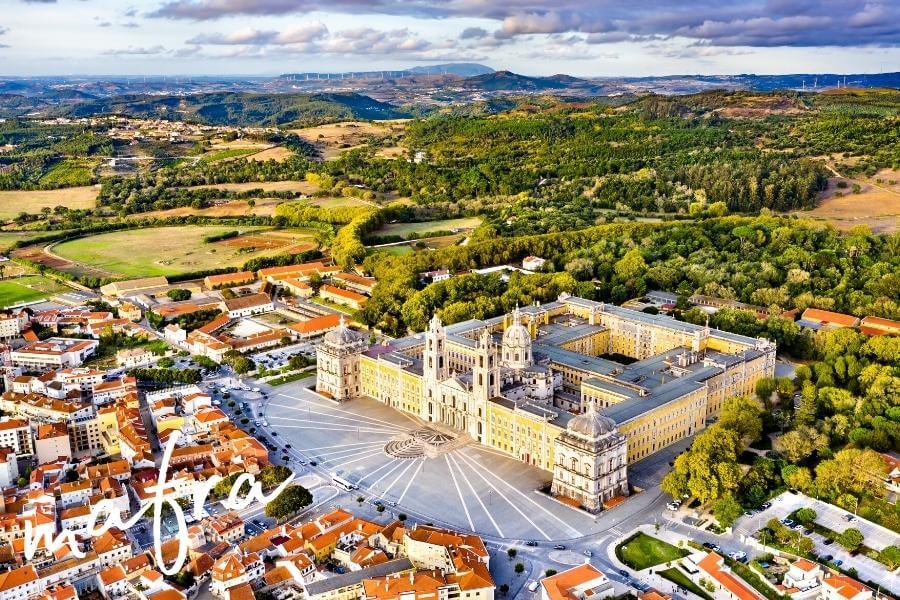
[332,474,357,491]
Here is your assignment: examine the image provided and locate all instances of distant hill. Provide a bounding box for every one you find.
[45,92,411,126]
[461,70,600,92]
[405,63,494,77]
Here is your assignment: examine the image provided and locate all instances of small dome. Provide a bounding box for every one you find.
[568,407,617,439]
[324,316,362,347]
[502,305,531,349]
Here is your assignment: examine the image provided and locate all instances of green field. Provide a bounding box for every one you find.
[615,533,690,570]
[0,188,98,220]
[0,231,60,252]
[0,275,69,307]
[52,225,316,278]
[372,217,482,238]
[38,158,98,187]
[659,567,713,600]
[200,148,260,163]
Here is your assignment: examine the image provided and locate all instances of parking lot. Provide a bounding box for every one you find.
[251,342,317,371]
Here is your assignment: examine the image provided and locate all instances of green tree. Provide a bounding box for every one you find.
[879,546,900,570]
[514,563,524,575]
[794,508,817,525]
[755,378,777,405]
[795,381,818,426]
[507,548,517,560]
[167,288,192,301]
[781,466,814,493]
[264,485,313,520]
[775,426,828,464]
[815,448,888,499]
[232,356,256,374]
[719,396,763,443]
[614,248,647,281]
[661,425,742,505]
[712,494,743,528]
[836,528,864,551]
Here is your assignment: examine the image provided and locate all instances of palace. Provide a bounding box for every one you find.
[316,294,775,512]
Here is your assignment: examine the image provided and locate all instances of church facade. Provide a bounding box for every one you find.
[316,294,776,512]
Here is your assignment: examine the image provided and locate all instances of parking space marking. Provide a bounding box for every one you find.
[274,396,411,431]
[268,417,398,436]
[359,458,406,487]
[456,449,582,538]
[270,402,409,434]
[444,455,475,531]
[379,459,420,498]
[453,450,552,540]
[396,460,425,504]
[329,447,389,469]
[299,440,387,453]
[313,441,386,458]
[448,452,504,537]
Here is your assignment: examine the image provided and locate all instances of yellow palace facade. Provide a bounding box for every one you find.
[317,294,775,510]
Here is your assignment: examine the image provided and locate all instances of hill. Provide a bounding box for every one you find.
[47,92,411,126]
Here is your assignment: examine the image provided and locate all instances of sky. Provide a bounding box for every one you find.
[2,0,899,77]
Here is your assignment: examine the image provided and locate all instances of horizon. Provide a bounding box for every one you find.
[2,0,899,77]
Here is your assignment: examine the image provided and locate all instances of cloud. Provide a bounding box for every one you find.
[459,27,488,40]
[101,45,168,55]
[121,22,140,28]
[98,21,111,27]
[148,0,900,47]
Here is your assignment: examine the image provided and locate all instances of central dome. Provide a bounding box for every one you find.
[324,315,363,347]
[568,406,617,439]
[502,305,531,348]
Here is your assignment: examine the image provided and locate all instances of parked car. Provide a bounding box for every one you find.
[618,569,630,578]
[823,539,834,545]
[761,502,772,510]
[553,544,566,550]
[525,541,538,547]
[583,550,593,557]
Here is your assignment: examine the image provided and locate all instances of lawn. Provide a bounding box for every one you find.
[658,567,713,600]
[372,217,482,239]
[615,532,690,570]
[0,231,62,252]
[52,226,316,278]
[0,187,98,220]
[0,275,69,307]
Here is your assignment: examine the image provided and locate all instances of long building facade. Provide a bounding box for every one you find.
[317,294,776,512]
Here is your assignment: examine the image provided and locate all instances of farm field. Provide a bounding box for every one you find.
[52,226,318,278]
[137,199,283,219]
[307,196,374,209]
[0,187,98,220]
[0,275,69,307]
[805,169,900,233]
[372,217,482,238]
[0,230,60,252]
[247,146,294,162]
[187,180,317,194]
[291,120,407,160]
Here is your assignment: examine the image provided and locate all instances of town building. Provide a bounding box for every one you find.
[222,293,274,319]
[11,338,99,371]
[320,285,367,311]
[100,276,170,298]
[333,273,377,296]
[205,271,256,289]
[540,564,612,600]
[318,295,775,511]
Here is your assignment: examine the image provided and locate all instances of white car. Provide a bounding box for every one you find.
[262,421,269,427]
[252,387,260,392]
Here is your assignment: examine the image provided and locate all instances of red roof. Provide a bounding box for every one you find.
[800,308,859,327]
[697,553,760,600]
[289,314,341,335]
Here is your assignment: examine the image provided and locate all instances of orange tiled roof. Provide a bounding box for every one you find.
[697,553,760,600]
[801,308,859,327]
[289,313,341,335]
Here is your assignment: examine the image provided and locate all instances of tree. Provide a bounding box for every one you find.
[514,563,524,575]
[614,248,647,281]
[259,465,292,489]
[507,548,517,560]
[499,584,510,596]
[157,356,174,368]
[544,569,557,577]
[795,381,818,426]
[781,465,814,493]
[661,425,742,505]
[755,378,776,405]
[794,508,817,525]
[836,528,864,551]
[167,288,192,301]
[264,485,312,520]
[775,426,828,464]
[815,448,888,499]
[232,356,256,375]
[797,536,815,555]
[712,494,743,528]
[719,396,763,442]
[879,546,900,570]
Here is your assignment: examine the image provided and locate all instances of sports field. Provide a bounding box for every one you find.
[0,275,69,307]
[52,226,318,278]
[0,187,98,220]
[372,217,482,238]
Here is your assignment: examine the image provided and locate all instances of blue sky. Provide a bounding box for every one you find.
[2,0,899,76]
